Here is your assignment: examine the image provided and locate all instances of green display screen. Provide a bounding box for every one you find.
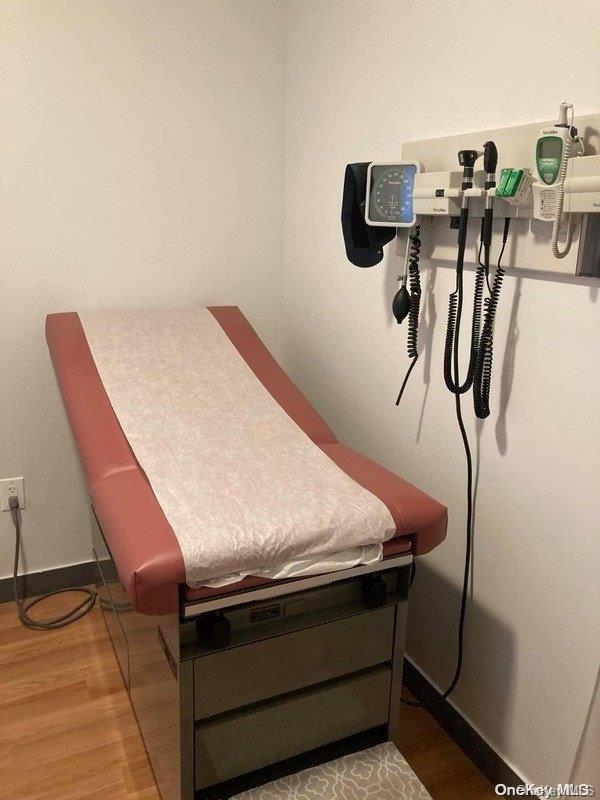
[538,137,562,159]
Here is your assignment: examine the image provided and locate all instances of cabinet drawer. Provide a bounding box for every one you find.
[194,604,394,720]
[195,667,391,788]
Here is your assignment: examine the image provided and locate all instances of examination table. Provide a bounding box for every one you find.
[46,306,447,800]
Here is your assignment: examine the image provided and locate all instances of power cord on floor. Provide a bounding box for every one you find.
[9,495,97,630]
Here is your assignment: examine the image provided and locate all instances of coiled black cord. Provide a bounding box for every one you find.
[400,209,474,709]
[405,227,422,362]
[401,220,475,709]
[440,221,475,702]
[396,226,422,405]
[443,253,486,396]
[477,219,493,295]
[401,215,511,709]
[440,217,511,699]
[473,218,511,419]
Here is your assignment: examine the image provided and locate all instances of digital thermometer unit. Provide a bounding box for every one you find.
[536,126,570,186]
[365,162,421,227]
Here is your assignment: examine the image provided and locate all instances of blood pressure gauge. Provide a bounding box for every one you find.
[365,161,421,227]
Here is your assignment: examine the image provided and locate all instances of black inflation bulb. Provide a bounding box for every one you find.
[392,284,411,324]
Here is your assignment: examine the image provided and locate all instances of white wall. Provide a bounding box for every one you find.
[2,0,599,787]
[0,1,285,577]
[284,0,600,786]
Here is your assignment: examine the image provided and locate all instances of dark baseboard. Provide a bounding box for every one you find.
[403,659,524,790]
[0,560,97,604]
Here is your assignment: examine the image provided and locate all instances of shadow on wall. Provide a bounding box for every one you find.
[405,559,516,756]
[570,663,600,787]
[495,276,522,456]
[415,266,437,443]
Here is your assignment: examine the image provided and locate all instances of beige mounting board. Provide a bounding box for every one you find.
[401,113,600,277]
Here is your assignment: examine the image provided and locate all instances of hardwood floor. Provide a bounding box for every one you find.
[0,594,498,800]
[396,699,500,800]
[0,593,160,800]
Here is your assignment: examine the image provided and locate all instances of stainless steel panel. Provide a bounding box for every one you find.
[93,546,130,688]
[387,598,409,743]
[179,659,195,800]
[195,667,391,788]
[207,570,398,641]
[91,512,133,632]
[194,605,394,720]
[184,554,412,617]
[126,610,182,800]
[577,214,600,276]
[91,510,184,800]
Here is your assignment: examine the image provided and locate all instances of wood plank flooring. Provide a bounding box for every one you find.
[0,594,498,799]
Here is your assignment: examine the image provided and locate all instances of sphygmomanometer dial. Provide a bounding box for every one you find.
[367,163,418,226]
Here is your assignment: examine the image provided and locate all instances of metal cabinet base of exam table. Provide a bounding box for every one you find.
[92,510,411,800]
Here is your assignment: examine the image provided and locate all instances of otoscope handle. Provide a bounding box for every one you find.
[483,141,498,178]
[458,207,470,247]
[482,208,494,247]
[458,149,481,189]
[458,150,480,169]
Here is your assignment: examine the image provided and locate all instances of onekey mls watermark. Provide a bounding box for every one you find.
[495,786,595,798]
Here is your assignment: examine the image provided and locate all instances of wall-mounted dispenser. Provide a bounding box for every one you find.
[564,154,600,213]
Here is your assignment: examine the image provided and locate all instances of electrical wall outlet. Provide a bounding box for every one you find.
[1,477,25,511]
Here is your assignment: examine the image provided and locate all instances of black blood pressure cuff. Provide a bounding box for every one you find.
[341,162,395,267]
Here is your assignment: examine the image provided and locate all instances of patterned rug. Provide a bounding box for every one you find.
[232,742,432,800]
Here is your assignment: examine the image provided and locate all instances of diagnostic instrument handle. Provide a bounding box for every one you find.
[483,141,498,176]
[458,150,481,169]
[458,149,483,191]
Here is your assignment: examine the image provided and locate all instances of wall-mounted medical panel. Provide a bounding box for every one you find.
[402,113,600,276]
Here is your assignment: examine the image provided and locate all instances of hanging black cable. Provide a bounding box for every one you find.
[477,219,493,295]
[473,218,511,419]
[401,291,475,707]
[440,205,476,701]
[395,226,422,405]
[401,145,505,709]
[444,141,498,398]
[438,146,500,700]
[424,145,501,703]
[401,154,480,709]
[443,208,487,396]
